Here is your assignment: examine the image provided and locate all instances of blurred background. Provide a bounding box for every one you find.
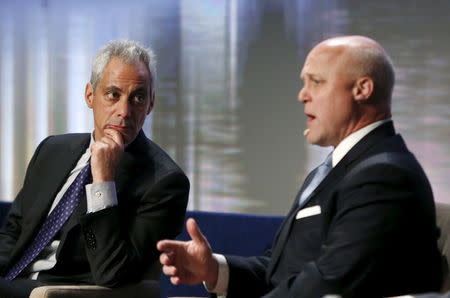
[0,0,449,215]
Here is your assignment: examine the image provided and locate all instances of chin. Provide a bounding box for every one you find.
[309,136,327,147]
[307,137,319,146]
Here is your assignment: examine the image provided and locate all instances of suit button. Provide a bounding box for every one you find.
[84,228,97,250]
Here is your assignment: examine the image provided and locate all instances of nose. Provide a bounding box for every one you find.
[298,86,309,104]
[117,98,131,118]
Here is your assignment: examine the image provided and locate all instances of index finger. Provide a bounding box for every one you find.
[157,239,186,252]
[104,128,124,146]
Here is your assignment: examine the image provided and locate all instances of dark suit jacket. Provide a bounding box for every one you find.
[225,122,442,298]
[0,131,189,287]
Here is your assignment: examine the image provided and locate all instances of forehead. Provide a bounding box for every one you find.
[100,57,150,87]
[301,45,347,78]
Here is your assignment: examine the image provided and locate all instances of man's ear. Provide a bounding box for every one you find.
[85,83,94,108]
[352,77,374,102]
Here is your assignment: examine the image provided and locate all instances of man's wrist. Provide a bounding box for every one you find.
[204,254,229,294]
[91,172,115,183]
[204,255,219,287]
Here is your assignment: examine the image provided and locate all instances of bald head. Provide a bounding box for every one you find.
[319,35,383,50]
[299,35,395,147]
[315,35,395,106]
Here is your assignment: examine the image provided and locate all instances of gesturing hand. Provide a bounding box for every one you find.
[157,218,219,286]
[90,128,125,183]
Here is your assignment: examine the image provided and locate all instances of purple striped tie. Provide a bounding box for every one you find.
[5,163,92,280]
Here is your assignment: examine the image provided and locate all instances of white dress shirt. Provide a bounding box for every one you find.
[207,119,392,296]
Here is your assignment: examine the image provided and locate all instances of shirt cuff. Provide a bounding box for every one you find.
[85,182,118,213]
[203,253,229,296]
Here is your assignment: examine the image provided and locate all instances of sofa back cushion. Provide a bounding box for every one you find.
[161,210,283,298]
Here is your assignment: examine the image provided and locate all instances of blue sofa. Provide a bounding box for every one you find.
[0,201,284,298]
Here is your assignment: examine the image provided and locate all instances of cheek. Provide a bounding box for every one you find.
[316,96,342,131]
[133,110,148,125]
[95,109,108,119]
[93,106,114,126]
[316,95,335,121]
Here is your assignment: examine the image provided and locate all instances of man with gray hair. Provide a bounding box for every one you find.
[0,40,189,297]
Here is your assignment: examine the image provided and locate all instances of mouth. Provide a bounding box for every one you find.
[105,124,130,133]
[305,113,316,125]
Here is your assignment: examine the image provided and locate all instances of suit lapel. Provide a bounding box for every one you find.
[266,200,300,276]
[267,121,396,278]
[114,130,147,199]
[267,170,318,277]
[266,166,345,277]
[299,121,396,209]
[62,133,143,234]
[11,134,90,261]
[63,130,145,235]
[297,163,342,209]
[114,150,138,199]
[29,136,89,224]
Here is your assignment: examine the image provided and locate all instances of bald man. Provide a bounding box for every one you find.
[157,36,442,298]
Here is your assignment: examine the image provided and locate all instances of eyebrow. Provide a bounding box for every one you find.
[301,73,322,81]
[131,87,147,93]
[104,85,147,94]
[104,85,123,92]
[300,73,313,80]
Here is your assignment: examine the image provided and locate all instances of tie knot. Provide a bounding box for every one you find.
[323,153,333,168]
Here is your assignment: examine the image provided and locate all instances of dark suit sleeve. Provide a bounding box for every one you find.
[79,170,189,287]
[229,160,435,298]
[225,253,271,297]
[0,137,51,275]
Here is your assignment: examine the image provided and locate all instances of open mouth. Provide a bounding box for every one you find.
[305,113,316,124]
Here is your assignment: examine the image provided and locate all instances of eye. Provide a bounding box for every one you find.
[312,78,321,85]
[131,94,146,105]
[106,91,120,100]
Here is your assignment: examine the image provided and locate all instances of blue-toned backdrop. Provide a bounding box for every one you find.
[1,0,449,214]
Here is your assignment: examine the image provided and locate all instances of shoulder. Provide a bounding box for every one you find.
[128,133,187,179]
[346,135,429,187]
[38,133,90,149]
[338,145,433,208]
[31,133,90,159]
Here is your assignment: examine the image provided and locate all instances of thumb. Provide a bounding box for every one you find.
[186,218,208,244]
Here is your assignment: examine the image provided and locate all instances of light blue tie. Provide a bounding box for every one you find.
[298,153,333,205]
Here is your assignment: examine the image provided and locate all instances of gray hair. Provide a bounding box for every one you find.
[90,40,157,96]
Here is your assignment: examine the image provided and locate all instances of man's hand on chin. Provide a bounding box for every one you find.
[90,128,125,183]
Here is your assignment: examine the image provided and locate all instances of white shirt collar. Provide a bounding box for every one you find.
[90,132,95,146]
[77,133,94,167]
[332,119,391,167]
